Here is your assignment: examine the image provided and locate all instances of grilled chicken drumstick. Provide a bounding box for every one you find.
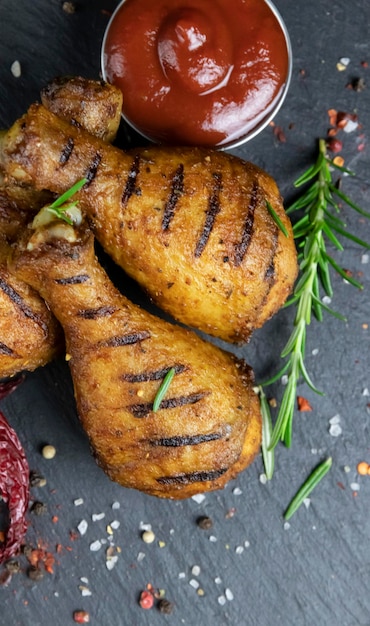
[1,103,298,343]
[0,78,123,379]
[9,218,262,498]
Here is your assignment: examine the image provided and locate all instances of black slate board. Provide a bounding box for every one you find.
[0,1,370,625]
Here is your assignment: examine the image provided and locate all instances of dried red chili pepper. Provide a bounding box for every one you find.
[0,411,29,563]
[0,375,24,401]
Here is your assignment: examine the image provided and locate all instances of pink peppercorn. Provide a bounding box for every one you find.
[139,590,154,609]
[73,610,90,623]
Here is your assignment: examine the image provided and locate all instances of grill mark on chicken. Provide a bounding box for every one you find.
[121,363,186,383]
[264,230,278,283]
[99,330,151,348]
[84,152,102,185]
[150,432,223,447]
[234,181,259,267]
[162,163,184,230]
[0,278,48,334]
[157,467,228,485]
[0,342,14,356]
[55,274,90,285]
[194,172,222,258]
[122,154,141,207]
[77,305,117,319]
[128,391,208,418]
[59,137,74,165]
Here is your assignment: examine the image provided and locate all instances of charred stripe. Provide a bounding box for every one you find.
[55,274,90,285]
[157,467,228,485]
[194,172,222,258]
[122,154,141,207]
[264,230,278,283]
[162,163,184,230]
[234,181,259,267]
[84,152,102,185]
[129,391,208,418]
[59,137,74,165]
[0,342,14,356]
[150,432,222,447]
[99,330,150,348]
[0,278,48,334]
[121,363,186,383]
[77,305,117,319]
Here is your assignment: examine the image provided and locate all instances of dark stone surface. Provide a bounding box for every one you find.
[0,1,369,624]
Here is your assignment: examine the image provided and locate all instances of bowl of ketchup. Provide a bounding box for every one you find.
[101,0,292,149]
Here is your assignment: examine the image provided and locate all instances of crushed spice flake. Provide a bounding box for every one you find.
[297,396,313,412]
[357,461,370,475]
[73,611,90,624]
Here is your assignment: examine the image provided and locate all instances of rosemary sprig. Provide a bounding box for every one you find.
[263,138,370,453]
[284,457,332,520]
[152,367,176,412]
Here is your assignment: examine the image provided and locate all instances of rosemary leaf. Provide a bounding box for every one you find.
[48,177,87,210]
[284,457,332,520]
[266,200,289,237]
[152,367,176,412]
[257,386,274,480]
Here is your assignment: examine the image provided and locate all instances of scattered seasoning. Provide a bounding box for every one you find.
[27,566,44,581]
[29,471,47,488]
[357,461,370,475]
[142,529,155,544]
[62,1,76,14]
[73,610,90,624]
[139,589,154,609]
[196,515,213,530]
[297,396,313,412]
[41,445,56,460]
[157,598,174,614]
[10,60,21,78]
[4,559,20,574]
[30,501,47,516]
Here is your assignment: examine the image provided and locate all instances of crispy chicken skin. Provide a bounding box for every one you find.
[10,222,262,498]
[1,103,298,343]
[0,78,123,379]
[40,76,123,144]
[0,192,62,378]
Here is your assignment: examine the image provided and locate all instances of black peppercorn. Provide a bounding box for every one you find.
[196,515,213,530]
[157,599,174,614]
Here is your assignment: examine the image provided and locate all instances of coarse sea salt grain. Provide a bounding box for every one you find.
[112,501,120,510]
[281,375,289,386]
[244,540,250,548]
[178,572,186,579]
[362,388,370,397]
[92,512,105,521]
[191,565,201,576]
[361,254,369,264]
[192,493,206,504]
[209,535,217,543]
[215,577,222,584]
[137,552,146,562]
[139,522,152,531]
[106,555,118,571]
[89,539,102,552]
[77,520,88,536]
[235,546,244,555]
[350,482,360,491]
[110,520,120,530]
[284,522,291,531]
[189,579,200,589]
[303,498,311,509]
[218,595,227,606]
[312,348,319,356]
[329,424,342,437]
[74,498,84,506]
[259,473,267,485]
[343,119,359,133]
[225,588,234,601]
[233,487,242,495]
[11,60,21,77]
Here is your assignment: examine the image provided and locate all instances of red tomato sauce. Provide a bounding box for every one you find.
[102,0,290,147]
